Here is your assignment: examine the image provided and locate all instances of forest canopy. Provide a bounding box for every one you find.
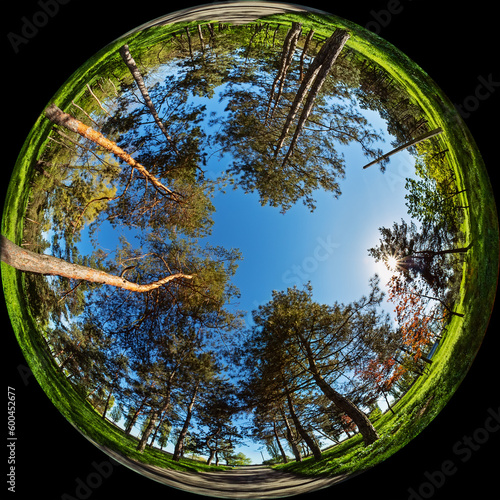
[2,12,481,479]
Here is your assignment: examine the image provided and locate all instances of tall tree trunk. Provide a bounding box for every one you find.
[173,382,200,461]
[137,410,159,453]
[244,24,262,65]
[299,29,314,81]
[118,44,178,151]
[285,388,322,460]
[296,330,380,446]
[185,27,194,64]
[102,369,121,419]
[1,235,193,292]
[362,128,443,169]
[411,243,473,257]
[274,63,321,156]
[274,28,350,157]
[383,390,396,415]
[272,420,288,463]
[86,83,110,115]
[313,371,379,445]
[415,292,465,318]
[265,22,302,123]
[101,388,113,420]
[279,406,302,462]
[137,385,173,453]
[125,403,145,434]
[149,411,167,447]
[206,448,216,465]
[280,28,350,165]
[197,24,205,57]
[44,104,182,201]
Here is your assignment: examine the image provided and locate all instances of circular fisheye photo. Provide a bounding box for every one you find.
[3,2,498,498]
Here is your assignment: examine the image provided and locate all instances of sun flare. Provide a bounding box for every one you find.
[386,255,399,272]
[373,254,400,286]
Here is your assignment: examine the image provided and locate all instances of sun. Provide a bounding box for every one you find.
[386,255,399,272]
[372,253,400,286]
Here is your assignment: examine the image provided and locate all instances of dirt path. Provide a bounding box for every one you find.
[101,446,351,498]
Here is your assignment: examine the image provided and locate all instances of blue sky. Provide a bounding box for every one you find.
[196,95,419,464]
[71,64,420,464]
[201,99,418,329]
[80,57,419,325]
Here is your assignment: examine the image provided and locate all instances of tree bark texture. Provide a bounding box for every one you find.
[136,379,174,453]
[296,329,380,446]
[272,420,289,463]
[125,404,144,434]
[412,243,473,257]
[285,388,322,460]
[149,412,167,447]
[1,235,193,292]
[137,411,159,453]
[118,44,177,150]
[265,22,302,123]
[312,369,379,445]
[274,28,350,158]
[362,128,443,169]
[44,104,181,200]
[173,383,200,461]
[281,28,350,165]
[279,406,302,462]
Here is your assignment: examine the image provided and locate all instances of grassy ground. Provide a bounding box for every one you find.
[2,251,229,473]
[268,10,499,477]
[1,20,233,475]
[2,11,498,478]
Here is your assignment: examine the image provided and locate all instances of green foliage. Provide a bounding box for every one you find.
[3,8,497,483]
[225,452,253,466]
[405,173,466,236]
[109,404,122,423]
[213,46,387,212]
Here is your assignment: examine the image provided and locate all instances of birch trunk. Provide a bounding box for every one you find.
[118,44,177,150]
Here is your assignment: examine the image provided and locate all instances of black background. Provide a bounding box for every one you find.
[3,1,499,498]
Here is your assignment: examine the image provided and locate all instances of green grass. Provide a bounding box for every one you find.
[2,11,498,479]
[268,10,499,477]
[0,21,241,475]
[2,258,229,473]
